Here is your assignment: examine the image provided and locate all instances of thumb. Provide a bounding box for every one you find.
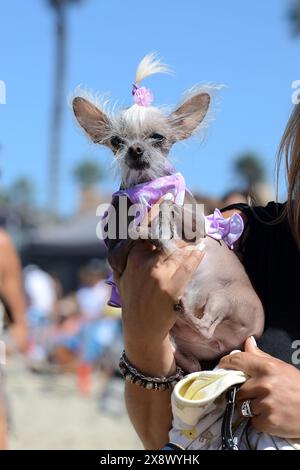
[244,336,268,356]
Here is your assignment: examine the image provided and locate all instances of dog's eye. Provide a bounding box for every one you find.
[110,136,124,149]
[150,133,165,143]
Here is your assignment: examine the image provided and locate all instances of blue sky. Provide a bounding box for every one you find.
[0,0,299,214]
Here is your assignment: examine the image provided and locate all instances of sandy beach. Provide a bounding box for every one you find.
[5,355,142,450]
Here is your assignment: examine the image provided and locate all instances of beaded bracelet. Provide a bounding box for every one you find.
[119,350,185,391]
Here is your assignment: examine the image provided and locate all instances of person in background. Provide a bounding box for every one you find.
[0,229,27,449]
[24,264,57,324]
[24,265,58,367]
[49,295,82,372]
[221,189,248,207]
[76,259,120,393]
[76,259,110,321]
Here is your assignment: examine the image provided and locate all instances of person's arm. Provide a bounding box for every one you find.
[0,230,28,351]
[124,338,175,449]
[115,241,205,449]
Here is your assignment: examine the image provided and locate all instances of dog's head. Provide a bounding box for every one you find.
[72,54,211,188]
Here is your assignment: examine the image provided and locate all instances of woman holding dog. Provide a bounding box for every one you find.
[115,103,300,448]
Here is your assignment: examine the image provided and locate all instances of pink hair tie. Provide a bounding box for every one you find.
[132,83,154,107]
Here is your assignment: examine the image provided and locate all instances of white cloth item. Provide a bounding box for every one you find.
[169,368,300,450]
[24,267,56,317]
[76,280,109,320]
[94,318,118,346]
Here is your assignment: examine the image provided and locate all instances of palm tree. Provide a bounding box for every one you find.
[288,0,300,36]
[233,153,274,205]
[10,177,36,208]
[47,0,84,215]
[73,159,104,190]
[73,159,104,213]
[233,153,265,190]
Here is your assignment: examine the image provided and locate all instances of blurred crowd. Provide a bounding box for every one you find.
[23,260,122,391]
[0,247,124,430]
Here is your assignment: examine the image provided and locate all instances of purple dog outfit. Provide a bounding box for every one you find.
[105,172,244,307]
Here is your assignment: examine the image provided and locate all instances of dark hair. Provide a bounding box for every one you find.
[277,103,300,249]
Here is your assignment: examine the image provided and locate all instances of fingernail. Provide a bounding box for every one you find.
[229,349,241,355]
[163,192,174,201]
[196,242,206,252]
[250,336,257,347]
[184,243,205,252]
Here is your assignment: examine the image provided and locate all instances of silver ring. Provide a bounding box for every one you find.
[241,400,254,418]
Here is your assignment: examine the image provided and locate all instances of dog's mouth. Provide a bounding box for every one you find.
[127,159,150,171]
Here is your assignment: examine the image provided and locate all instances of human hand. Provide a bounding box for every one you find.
[219,337,300,439]
[114,241,204,376]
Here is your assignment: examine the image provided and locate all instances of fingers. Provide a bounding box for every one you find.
[235,379,268,419]
[147,241,204,274]
[250,411,282,435]
[140,196,165,227]
[219,351,273,377]
[236,397,262,418]
[164,242,203,268]
[236,378,266,402]
[244,336,270,358]
[114,239,205,302]
[168,248,205,296]
[113,241,156,286]
[143,244,205,299]
[126,240,159,266]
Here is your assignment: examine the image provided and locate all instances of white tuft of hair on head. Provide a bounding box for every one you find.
[135,52,173,85]
[121,103,165,131]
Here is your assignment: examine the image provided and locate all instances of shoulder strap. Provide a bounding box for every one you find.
[220,203,249,213]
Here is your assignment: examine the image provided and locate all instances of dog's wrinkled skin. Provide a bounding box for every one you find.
[72,89,264,372]
[171,234,264,371]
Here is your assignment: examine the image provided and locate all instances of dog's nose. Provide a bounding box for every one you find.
[128,144,144,158]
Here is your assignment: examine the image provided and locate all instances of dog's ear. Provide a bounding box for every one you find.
[169,92,210,140]
[72,97,110,143]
